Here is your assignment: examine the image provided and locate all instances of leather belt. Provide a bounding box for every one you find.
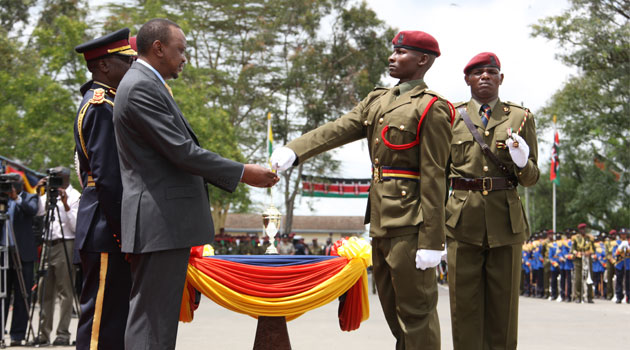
[450,177,516,195]
[48,239,72,246]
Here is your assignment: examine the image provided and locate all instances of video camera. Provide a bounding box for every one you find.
[45,168,64,189]
[0,173,21,215]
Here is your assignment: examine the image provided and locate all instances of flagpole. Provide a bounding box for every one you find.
[266,112,274,205]
[552,115,557,233]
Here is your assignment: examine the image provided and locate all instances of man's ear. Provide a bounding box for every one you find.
[98,58,110,74]
[499,73,504,85]
[153,40,164,58]
[464,74,470,86]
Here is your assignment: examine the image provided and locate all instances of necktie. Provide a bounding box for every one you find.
[165,83,173,97]
[480,104,491,127]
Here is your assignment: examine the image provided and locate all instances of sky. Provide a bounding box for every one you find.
[261,0,577,217]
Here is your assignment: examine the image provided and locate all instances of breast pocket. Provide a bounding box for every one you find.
[382,114,418,150]
[451,132,474,166]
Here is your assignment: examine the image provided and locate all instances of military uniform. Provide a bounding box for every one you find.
[73,29,135,350]
[446,95,538,349]
[570,231,594,302]
[604,230,617,299]
[612,234,630,303]
[559,237,573,301]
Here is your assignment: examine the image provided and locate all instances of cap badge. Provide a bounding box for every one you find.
[397,34,404,44]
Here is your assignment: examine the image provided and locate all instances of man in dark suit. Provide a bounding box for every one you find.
[1,177,38,346]
[113,18,278,350]
[73,28,137,350]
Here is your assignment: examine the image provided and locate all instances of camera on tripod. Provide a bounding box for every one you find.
[0,174,21,215]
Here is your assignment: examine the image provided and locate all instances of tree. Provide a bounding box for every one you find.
[530,0,630,231]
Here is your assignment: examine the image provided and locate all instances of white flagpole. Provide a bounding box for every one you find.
[552,115,557,233]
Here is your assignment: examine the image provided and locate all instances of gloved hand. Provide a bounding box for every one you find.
[618,240,629,251]
[270,146,297,171]
[506,133,529,168]
[415,249,443,270]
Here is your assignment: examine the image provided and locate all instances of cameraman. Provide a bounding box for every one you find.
[34,167,80,346]
[0,176,38,346]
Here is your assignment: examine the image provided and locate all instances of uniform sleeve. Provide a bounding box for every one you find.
[515,110,539,187]
[417,99,453,250]
[16,193,39,217]
[122,82,244,192]
[82,104,124,234]
[287,92,380,163]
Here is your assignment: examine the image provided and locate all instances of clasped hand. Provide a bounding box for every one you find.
[505,132,529,168]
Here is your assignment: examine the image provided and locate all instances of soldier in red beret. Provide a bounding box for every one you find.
[445,52,540,349]
[271,30,454,349]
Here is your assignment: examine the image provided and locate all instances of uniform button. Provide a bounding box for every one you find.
[400,125,405,130]
[375,138,379,144]
[401,190,407,196]
[457,141,463,145]
[483,166,488,172]
[374,158,379,165]
[484,131,490,136]
[379,118,384,124]
[363,120,368,126]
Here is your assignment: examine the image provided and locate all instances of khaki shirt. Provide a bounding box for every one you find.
[287,82,453,250]
[446,99,539,247]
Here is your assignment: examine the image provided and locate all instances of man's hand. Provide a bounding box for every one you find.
[270,147,296,171]
[415,249,443,270]
[58,188,70,211]
[506,133,529,168]
[241,164,279,188]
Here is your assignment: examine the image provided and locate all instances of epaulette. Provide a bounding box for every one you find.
[77,88,115,160]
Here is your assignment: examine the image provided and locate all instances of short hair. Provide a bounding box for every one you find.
[136,18,180,56]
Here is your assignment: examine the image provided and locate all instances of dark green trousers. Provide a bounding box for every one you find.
[447,238,521,350]
[372,235,440,350]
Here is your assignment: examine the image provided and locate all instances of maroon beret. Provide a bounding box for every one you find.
[609,229,617,235]
[463,52,501,75]
[577,223,587,229]
[392,31,440,57]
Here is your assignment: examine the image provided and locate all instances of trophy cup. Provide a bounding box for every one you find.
[262,205,281,254]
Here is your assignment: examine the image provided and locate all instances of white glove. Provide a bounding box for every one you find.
[619,240,629,251]
[270,146,296,171]
[415,249,443,270]
[506,133,529,168]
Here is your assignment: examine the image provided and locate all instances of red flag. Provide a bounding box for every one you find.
[550,129,560,184]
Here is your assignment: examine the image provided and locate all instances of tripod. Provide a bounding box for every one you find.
[25,187,81,345]
[0,203,36,348]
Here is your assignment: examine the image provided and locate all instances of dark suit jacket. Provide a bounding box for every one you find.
[113,61,244,254]
[2,192,39,262]
[74,81,124,253]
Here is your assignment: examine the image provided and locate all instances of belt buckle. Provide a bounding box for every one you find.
[482,177,492,196]
[372,166,382,183]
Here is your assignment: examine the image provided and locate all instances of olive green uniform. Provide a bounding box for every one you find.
[571,234,594,302]
[604,238,616,299]
[446,99,539,350]
[287,80,452,350]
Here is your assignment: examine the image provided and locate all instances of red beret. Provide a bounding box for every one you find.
[129,36,137,53]
[609,229,617,235]
[577,223,587,229]
[463,52,501,75]
[392,31,440,57]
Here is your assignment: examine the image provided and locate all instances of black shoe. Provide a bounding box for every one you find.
[30,337,50,347]
[587,299,594,304]
[52,337,70,346]
[10,339,23,346]
[616,299,622,304]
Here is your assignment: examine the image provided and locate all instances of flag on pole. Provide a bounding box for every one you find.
[550,115,560,184]
[267,112,273,164]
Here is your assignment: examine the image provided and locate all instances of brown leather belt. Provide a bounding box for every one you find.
[86,174,95,187]
[450,177,516,194]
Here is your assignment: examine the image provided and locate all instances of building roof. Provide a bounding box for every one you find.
[224,213,366,234]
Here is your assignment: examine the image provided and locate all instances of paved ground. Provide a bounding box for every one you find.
[6,276,629,349]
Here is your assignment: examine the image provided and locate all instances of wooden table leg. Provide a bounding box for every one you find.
[253,316,291,350]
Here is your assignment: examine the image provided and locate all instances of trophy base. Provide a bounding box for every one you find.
[265,246,278,255]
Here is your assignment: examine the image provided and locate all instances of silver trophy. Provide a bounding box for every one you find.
[262,205,281,254]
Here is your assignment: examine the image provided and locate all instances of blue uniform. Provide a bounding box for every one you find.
[612,239,630,302]
[548,241,561,299]
[559,240,573,301]
[74,81,132,350]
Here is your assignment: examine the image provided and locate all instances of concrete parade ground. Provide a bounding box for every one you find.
[6,274,630,349]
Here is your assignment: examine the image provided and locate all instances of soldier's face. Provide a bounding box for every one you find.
[388,48,424,81]
[160,26,187,79]
[465,67,503,103]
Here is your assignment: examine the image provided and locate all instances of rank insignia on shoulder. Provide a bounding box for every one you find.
[90,88,106,104]
[503,105,510,113]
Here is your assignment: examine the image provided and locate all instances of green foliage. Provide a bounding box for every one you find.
[530,0,629,230]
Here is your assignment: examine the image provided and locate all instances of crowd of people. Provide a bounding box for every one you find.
[521,225,630,304]
[211,233,335,256]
